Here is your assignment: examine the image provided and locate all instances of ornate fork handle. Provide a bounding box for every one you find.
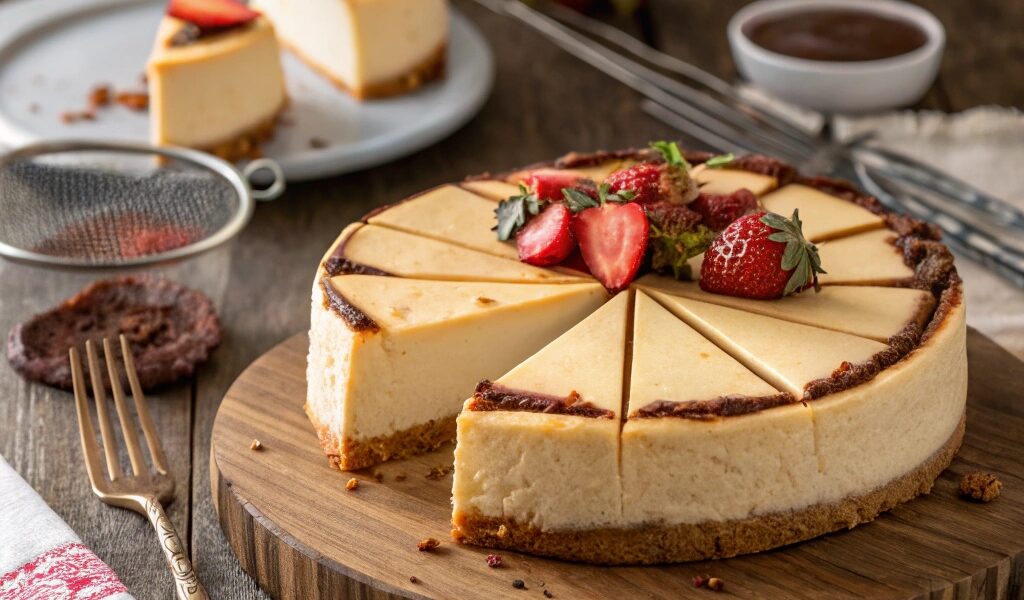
[142,496,209,600]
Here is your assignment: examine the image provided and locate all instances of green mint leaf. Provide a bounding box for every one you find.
[705,153,735,169]
[563,187,599,213]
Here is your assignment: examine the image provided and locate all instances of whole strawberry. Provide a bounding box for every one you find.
[690,189,759,230]
[700,210,825,299]
[605,141,699,205]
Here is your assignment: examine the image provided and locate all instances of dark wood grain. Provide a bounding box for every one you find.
[209,329,1024,600]
[0,1,1020,599]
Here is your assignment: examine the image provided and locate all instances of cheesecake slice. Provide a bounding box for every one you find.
[460,180,522,202]
[761,184,885,242]
[636,276,935,344]
[691,164,778,196]
[147,12,287,161]
[324,223,583,283]
[252,0,447,99]
[367,185,518,261]
[452,293,629,559]
[649,293,892,400]
[621,294,824,560]
[308,275,606,470]
[817,229,916,286]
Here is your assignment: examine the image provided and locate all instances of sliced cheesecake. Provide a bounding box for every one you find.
[691,164,778,196]
[761,184,885,242]
[252,0,447,99]
[621,294,823,560]
[817,229,916,286]
[147,9,286,161]
[636,276,935,344]
[308,275,606,470]
[460,180,522,202]
[324,223,583,283]
[649,293,893,400]
[452,293,629,560]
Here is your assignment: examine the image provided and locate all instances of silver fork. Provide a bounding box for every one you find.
[69,335,208,600]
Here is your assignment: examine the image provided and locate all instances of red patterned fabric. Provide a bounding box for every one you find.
[0,542,128,600]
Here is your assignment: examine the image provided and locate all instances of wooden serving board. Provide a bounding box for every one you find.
[211,331,1024,599]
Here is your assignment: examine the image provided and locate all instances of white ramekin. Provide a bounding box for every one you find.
[728,0,945,114]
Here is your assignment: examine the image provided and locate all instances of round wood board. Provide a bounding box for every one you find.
[211,331,1024,600]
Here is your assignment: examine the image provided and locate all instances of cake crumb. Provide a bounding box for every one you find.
[61,110,95,124]
[475,296,497,306]
[543,590,554,598]
[395,473,407,482]
[960,471,1002,502]
[707,577,725,592]
[372,470,384,483]
[409,575,419,584]
[345,477,359,491]
[309,137,329,149]
[692,574,709,588]
[115,91,149,111]
[249,439,262,451]
[88,84,111,109]
[496,524,509,539]
[426,466,452,480]
[28,102,40,113]
[512,579,526,590]
[485,554,502,568]
[417,537,440,552]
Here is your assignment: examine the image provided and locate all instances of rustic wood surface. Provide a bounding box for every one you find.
[0,1,1022,599]
[209,331,1024,600]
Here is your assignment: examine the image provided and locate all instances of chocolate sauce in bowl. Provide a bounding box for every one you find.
[744,9,929,62]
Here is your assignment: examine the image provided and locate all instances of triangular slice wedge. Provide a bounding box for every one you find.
[621,293,820,542]
[648,292,891,400]
[307,275,607,470]
[635,276,934,344]
[460,180,521,202]
[761,184,884,242]
[325,223,583,283]
[453,293,629,554]
[817,229,915,286]
[692,164,778,196]
[367,185,518,260]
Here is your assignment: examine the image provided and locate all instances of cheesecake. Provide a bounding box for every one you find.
[308,145,966,563]
[251,0,448,99]
[147,1,287,160]
[452,293,629,555]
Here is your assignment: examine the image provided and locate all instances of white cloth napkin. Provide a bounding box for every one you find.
[0,455,134,600]
[739,85,1024,359]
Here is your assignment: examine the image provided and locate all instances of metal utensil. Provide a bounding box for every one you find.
[70,335,208,600]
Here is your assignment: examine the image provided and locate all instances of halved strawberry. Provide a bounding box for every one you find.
[168,0,259,30]
[516,203,575,266]
[604,141,699,205]
[572,201,648,292]
[525,169,588,202]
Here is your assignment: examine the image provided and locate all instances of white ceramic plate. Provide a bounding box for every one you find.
[0,0,494,181]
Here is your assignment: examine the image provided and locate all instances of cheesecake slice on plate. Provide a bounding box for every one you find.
[252,0,448,99]
[147,0,287,160]
[308,275,606,470]
[452,293,629,561]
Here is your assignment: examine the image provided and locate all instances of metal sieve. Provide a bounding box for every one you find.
[0,140,285,270]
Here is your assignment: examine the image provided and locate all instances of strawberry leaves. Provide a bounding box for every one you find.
[494,184,544,241]
[650,140,691,173]
[761,209,826,295]
[705,153,735,169]
[562,183,635,213]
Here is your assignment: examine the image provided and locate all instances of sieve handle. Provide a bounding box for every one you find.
[243,158,286,201]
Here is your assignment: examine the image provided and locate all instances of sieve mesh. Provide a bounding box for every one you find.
[0,146,251,268]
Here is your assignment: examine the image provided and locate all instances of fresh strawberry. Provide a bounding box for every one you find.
[525,169,590,202]
[569,185,649,292]
[168,0,259,30]
[700,210,825,299]
[690,188,759,230]
[604,141,699,205]
[516,203,575,266]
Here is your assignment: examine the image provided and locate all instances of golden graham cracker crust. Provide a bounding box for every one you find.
[196,99,287,162]
[306,405,456,471]
[452,412,965,565]
[281,41,446,100]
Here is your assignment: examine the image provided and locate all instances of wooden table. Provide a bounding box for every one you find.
[1,1,1021,598]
